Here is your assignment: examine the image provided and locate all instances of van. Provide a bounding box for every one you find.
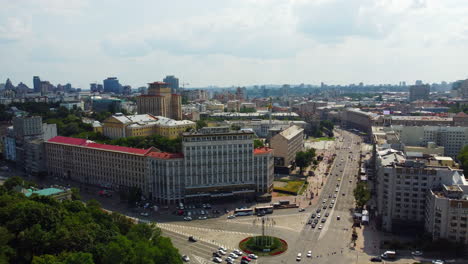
[381,251,396,259]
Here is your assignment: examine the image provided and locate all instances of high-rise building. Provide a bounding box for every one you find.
[409,84,430,101]
[136,82,182,120]
[163,75,179,93]
[33,76,41,93]
[103,77,122,94]
[270,125,304,167]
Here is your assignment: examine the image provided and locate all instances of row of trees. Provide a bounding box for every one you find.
[353,181,371,208]
[0,177,182,264]
[457,145,468,176]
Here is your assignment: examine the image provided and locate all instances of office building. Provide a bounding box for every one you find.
[45,129,274,204]
[92,98,122,112]
[383,115,453,126]
[375,149,466,233]
[102,113,195,139]
[103,77,122,94]
[163,75,179,93]
[270,125,304,167]
[136,82,182,120]
[392,125,468,158]
[425,185,468,243]
[341,108,382,133]
[409,84,430,101]
[33,76,41,93]
[225,119,307,138]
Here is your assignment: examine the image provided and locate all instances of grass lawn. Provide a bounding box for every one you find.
[273,180,307,195]
[312,137,335,141]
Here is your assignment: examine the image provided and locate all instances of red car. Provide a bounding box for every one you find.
[241,256,251,262]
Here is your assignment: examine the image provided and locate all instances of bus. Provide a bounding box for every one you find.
[234,208,254,216]
[254,206,274,215]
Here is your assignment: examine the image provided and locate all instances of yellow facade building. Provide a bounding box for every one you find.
[102,113,195,139]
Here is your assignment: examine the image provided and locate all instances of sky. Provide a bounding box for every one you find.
[1,0,468,89]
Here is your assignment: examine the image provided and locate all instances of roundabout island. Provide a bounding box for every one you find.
[239,236,288,256]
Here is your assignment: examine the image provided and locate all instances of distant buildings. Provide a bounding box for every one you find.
[91,97,122,113]
[33,76,41,93]
[409,84,430,101]
[103,77,122,94]
[102,113,195,139]
[341,108,382,133]
[270,125,304,168]
[163,75,179,94]
[136,82,182,120]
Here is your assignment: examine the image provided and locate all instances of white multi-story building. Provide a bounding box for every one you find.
[425,185,468,243]
[375,149,466,232]
[392,125,468,158]
[225,119,307,138]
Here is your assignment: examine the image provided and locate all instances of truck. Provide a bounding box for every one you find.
[381,250,396,259]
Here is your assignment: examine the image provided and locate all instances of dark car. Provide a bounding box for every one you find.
[212,252,221,258]
[370,257,382,262]
[311,213,316,218]
[311,223,316,228]
[188,236,197,242]
[308,219,313,224]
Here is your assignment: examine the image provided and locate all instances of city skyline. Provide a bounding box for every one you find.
[1,0,468,88]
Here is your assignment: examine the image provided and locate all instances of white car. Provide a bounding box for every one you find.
[218,250,226,255]
[247,254,258,259]
[228,253,238,259]
[227,215,236,219]
[318,224,323,229]
[182,255,190,262]
[296,253,302,261]
[218,247,227,252]
[299,208,305,212]
[411,251,423,256]
[225,257,234,263]
[307,251,312,258]
[233,250,243,256]
[140,212,149,216]
[213,257,222,263]
[431,260,444,264]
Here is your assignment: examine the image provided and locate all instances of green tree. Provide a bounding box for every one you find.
[70,188,81,201]
[353,182,371,208]
[196,120,207,130]
[0,227,13,264]
[295,149,316,173]
[457,145,468,176]
[99,235,136,264]
[253,139,264,149]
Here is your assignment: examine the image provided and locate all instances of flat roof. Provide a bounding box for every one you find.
[47,136,152,155]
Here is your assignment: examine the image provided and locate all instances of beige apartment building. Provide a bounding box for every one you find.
[136,82,182,120]
[270,125,304,167]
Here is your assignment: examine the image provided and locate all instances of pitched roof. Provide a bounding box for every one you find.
[146,152,184,159]
[455,112,468,117]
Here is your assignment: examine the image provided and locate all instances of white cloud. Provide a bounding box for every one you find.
[0,17,31,41]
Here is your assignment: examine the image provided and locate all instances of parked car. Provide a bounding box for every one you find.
[247,254,257,259]
[337,215,341,220]
[307,251,312,257]
[431,260,444,264]
[184,216,192,221]
[311,223,316,228]
[140,212,149,217]
[411,251,423,256]
[370,257,382,262]
[241,256,251,262]
[311,213,316,218]
[188,236,197,242]
[318,225,323,229]
[182,255,190,262]
[299,208,305,212]
[296,253,302,261]
[213,257,222,263]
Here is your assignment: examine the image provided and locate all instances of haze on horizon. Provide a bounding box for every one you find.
[1,0,467,89]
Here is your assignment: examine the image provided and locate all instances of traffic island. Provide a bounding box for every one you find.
[239,236,288,256]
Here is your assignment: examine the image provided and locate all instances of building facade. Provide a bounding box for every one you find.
[425,185,468,243]
[136,82,182,120]
[103,77,122,94]
[270,125,304,167]
[409,84,430,101]
[163,75,179,93]
[102,113,195,139]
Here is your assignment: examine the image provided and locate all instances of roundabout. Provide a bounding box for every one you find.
[239,236,288,256]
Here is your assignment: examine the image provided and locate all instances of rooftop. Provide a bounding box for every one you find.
[254,147,273,155]
[277,125,304,140]
[147,152,184,159]
[48,136,152,155]
[24,188,66,197]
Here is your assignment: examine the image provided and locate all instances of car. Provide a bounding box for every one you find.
[307,251,312,257]
[213,257,223,263]
[227,215,236,219]
[198,216,207,220]
[241,256,251,262]
[370,257,382,262]
[349,180,352,183]
[336,183,340,187]
[182,255,190,262]
[318,224,323,229]
[342,193,346,196]
[311,213,316,218]
[296,253,302,261]
[316,208,321,213]
[337,215,341,220]
[322,205,327,209]
[328,194,332,198]
[228,253,238,259]
[140,212,149,217]
[308,219,313,224]
[240,260,249,264]
[233,250,243,256]
[299,208,305,212]
[219,247,227,251]
[213,252,222,258]
[323,199,327,203]
[314,218,319,223]
[218,250,227,255]
[325,212,329,217]
[311,223,316,228]
[411,251,423,256]
[321,218,326,223]
[333,194,337,198]
[184,217,192,221]
[247,254,257,259]
[225,257,234,263]
[329,204,333,208]
[331,199,335,204]
[431,260,444,264]
[188,236,197,242]
[317,214,321,218]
